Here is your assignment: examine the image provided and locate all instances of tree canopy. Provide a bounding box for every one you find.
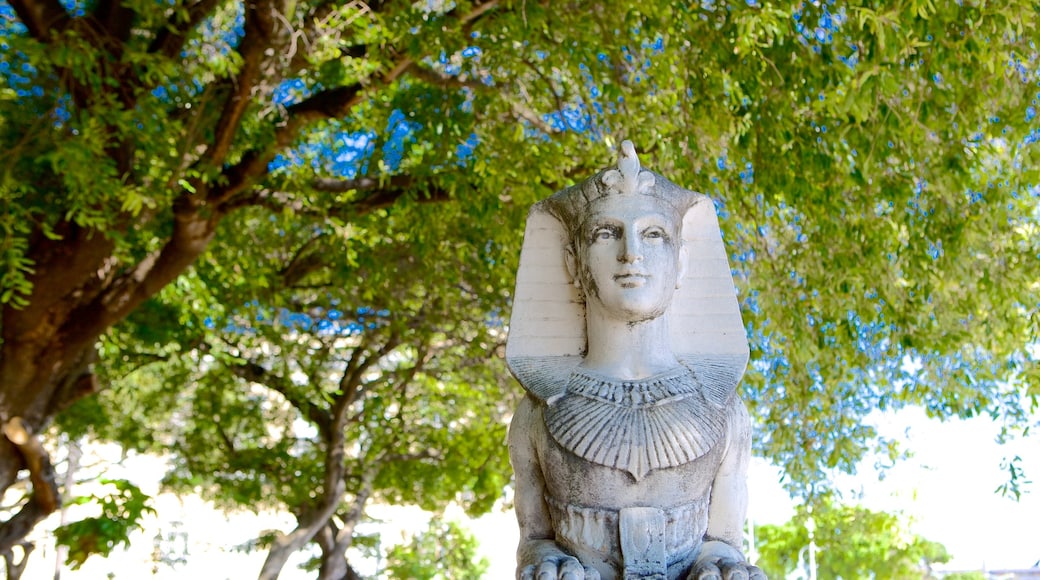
[383,516,490,580]
[0,0,1037,570]
[754,497,951,579]
[60,200,518,576]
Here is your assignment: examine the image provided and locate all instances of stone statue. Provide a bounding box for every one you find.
[506,141,765,580]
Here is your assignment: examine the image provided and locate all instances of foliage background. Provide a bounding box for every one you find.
[0,0,1037,575]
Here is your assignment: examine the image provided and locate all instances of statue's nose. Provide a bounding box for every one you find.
[619,232,642,263]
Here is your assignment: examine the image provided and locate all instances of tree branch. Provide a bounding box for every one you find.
[352,183,452,214]
[0,499,47,556]
[257,475,345,580]
[225,175,452,220]
[328,469,376,562]
[256,329,385,579]
[229,359,333,442]
[408,62,559,135]
[290,83,370,122]
[208,0,280,167]
[213,0,498,210]
[92,0,134,45]
[209,81,366,208]
[310,174,415,192]
[340,334,402,412]
[0,542,34,580]
[460,0,499,27]
[58,195,219,359]
[278,232,327,288]
[45,345,100,417]
[286,3,370,76]
[3,223,116,345]
[520,56,567,116]
[1,419,59,515]
[509,99,560,135]
[214,421,237,456]
[214,1,502,216]
[7,0,72,43]
[0,418,59,554]
[148,0,223,58]
[392,343,428,408]
[213,35,425,208]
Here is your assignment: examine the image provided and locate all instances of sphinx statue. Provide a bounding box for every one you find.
[506,142,765,580]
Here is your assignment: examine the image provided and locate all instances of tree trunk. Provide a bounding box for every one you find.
[315,525,351,580]
[315,482,372,580]
[258,372,368,579]
[0,196,219,549]
[0,0,427,559]
[1,542,34,580]
[53,439,80,580]
[316,545,362,580]
[256,475,345,580]
[0,368,70,554]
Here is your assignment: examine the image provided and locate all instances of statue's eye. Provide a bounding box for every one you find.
[643,227,667,241]
[593,226,618,241]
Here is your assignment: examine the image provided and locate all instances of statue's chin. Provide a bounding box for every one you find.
[596,301,670,324]
[586,283,676,324]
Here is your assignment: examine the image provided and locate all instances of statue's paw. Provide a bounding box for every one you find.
[688,558,767,580]
[688,559,721,580]
[519,555,600,580]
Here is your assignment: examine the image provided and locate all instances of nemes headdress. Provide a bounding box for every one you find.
[538,141,697,246]
[506,141,750,408]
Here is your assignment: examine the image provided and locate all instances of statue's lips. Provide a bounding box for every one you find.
[614,273,649,287]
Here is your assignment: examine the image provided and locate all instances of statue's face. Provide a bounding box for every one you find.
[576,194,682,322]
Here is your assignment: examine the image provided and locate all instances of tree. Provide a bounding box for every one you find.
[59,198,517,577]
[754,498,951,579]
[383,516,490,580]
[2,0,1038,558]
[0,0,559,555]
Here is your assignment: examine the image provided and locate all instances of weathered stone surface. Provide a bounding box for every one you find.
[507,141,766,580]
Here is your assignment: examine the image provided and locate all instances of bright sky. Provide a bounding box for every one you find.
[14,409,1040,579]
[745,407,1040,574]
[837,408,1040,572]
